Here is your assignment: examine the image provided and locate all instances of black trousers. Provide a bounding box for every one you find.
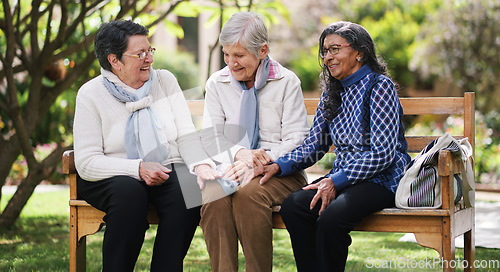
[280,180,395,272]
[77,164,200,272]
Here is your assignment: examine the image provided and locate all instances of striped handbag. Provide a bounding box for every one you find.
[395,133,474,209]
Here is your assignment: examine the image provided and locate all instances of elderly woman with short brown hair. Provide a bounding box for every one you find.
[73,20,219,272]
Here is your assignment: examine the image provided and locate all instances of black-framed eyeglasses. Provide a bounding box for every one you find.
[320,44,351,58]
[123,48,156,60]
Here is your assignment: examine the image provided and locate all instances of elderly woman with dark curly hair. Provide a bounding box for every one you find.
[261,21,411,271]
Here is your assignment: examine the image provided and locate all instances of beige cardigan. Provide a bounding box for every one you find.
[201,60,309,164]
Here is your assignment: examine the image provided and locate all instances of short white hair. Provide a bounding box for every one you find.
[219,12,269,57]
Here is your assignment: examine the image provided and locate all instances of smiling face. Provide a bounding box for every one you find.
[222,43,267,89]
[322,34,363,80]
[108,35,153,89]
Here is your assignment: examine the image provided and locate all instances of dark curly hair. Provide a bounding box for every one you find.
[94,20,149,71]
[319,21,390,121]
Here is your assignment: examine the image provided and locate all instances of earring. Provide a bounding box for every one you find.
[357,57,362,62]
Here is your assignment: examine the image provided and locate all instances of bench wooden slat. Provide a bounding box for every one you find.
[354,214,445,233]
[189,97,467,117]
[406,135,466,153]
[400,97,465,115]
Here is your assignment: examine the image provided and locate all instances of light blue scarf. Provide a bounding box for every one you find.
[102,68,169,163]
[229,56,271,149]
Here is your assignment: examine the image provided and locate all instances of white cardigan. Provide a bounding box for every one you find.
[201,61,309,163]
[73,69,214,181]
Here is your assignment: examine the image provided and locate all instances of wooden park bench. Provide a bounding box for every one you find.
[63,92,475,272]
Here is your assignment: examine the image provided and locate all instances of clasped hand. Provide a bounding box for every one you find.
[223,148,272,185]
[140,162,221,189]
[139,161,171,186]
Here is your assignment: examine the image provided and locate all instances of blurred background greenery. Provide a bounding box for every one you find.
[1,0,499,229]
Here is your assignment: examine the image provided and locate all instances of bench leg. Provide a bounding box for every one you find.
[70,207,87,272]
[464,229,475,272]
[442,218,456,272]
[71,237,87,272]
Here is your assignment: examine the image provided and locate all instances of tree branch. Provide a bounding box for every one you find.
[40,54,97,114]
[43,1,56,51]
[29,0,42,58]
[64,0,104,46]
[206,0,223,81]
[55,0,69,45]
[146,0,188,28]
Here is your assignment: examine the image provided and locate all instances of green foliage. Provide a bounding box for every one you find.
[360,9,420,87]
[474,111,500,183]
[288,47,322,92]
[411,0,500,113]
[199,0,291,29]
[409,0,500,182]
[330,0,443,89]
[316,153,337,172]
[1,0,217,229]
[405,111,500,184]
[153,48,201,90]
[33,92,75,146]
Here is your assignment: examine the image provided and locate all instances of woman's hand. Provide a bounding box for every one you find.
[235,148,272,169]
[139,161,172,186]
[224,161,253,185]
[258,163,281,185]
[303,177,337,215]
[195,164,222,190]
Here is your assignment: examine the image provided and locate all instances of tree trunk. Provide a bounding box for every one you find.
[0,138,22,212]
[0,166,47,229]
[0,145,69,230]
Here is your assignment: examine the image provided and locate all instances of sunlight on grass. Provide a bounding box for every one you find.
[2,188,500,271]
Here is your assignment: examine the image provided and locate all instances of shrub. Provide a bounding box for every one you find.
[152,48,200,91]
[287,48,322,92]
[405,111,500,184]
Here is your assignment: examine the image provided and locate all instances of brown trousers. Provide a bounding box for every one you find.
[200,171,307,272]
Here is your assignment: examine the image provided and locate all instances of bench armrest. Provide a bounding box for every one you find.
[438,149,474,210]
[62,150,76,175]
[63,150,78,200]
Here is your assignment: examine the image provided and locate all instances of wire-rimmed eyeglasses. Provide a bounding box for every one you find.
[320,44,351,58]
[123,48,156,60]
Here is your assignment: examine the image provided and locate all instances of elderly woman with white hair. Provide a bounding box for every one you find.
[200,11,309,272]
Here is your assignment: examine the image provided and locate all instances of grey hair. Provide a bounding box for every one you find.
[219,12,269,57]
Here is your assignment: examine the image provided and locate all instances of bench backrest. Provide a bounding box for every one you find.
[187,93,475,154]
[63,93,475,207]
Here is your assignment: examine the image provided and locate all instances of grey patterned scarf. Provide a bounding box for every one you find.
[102,68,169,163]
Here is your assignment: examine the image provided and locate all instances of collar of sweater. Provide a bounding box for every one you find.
[340,64,372,88]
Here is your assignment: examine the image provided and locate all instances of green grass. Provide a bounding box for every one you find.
[1,188,500,271]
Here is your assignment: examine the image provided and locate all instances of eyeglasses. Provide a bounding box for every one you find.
[123,48,156,60]
[320,44,351,58]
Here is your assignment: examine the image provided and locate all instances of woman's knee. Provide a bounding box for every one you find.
[316,202,358,233]
[233,179,267,205]
[280,190,311,218]
[106,176,148,216]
